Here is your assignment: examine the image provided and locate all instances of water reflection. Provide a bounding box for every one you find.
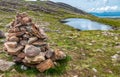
[63,18,112,30]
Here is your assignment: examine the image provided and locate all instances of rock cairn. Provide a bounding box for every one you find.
[4,13,66,72]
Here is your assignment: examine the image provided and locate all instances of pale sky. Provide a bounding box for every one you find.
[50,0,120,12]
[26,0,120,12]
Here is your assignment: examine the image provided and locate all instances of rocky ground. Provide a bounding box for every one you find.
[0,0,120,77]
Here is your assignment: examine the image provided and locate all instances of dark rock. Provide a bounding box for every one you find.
[0,31,5,38]
[45,50,54,58]
[18,52,26,59]
[0,59,15,72]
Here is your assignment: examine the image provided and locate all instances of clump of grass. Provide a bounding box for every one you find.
[44,55,71,75]
[13,55,71,76]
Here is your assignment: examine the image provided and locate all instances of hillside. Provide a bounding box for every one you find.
[0,0,120,77]
[0,0,87,15]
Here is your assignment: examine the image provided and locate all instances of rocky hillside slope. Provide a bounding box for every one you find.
[0,0,87,15]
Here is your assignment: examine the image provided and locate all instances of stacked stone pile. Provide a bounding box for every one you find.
[4,13,66,72]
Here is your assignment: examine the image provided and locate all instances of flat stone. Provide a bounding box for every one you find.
[36,59,54,72]
[5,44,24,55]
[13,56,22,62]
[39,28,47,38]
[20,40,28,46]
[0,59,15,72]
[4,42,17,48]
[9,36,19,42]
[115,45,120,49]
[32,41,47,46]
[28,37,38,44]
[20,27,27,31]
[31,25,46,39]
[24,55,45,64]
[24,45,41,57]
[7,32,25,37]
[18,52,26,59]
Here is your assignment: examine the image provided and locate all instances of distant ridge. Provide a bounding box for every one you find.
[0,0,88,15]
[90,12,120,16]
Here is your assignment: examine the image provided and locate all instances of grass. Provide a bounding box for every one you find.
[0,2,120,77]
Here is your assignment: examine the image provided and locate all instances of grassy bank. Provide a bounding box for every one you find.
[0,6,120,77]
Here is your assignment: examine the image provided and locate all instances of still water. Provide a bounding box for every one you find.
[63,18,112,31]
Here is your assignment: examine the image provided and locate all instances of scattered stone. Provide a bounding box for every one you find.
[115,45,120,49]
[92,68,97,72]
[21,65,27,70]
[111,54,120,63]
[0,59,15,72]
[52,49,66,60]
[36,59,54,72]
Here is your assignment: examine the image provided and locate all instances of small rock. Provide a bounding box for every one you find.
[39,28,47,38]
[24,45,41,57]
[73,75,78,77]
[21,65,27,70]
[92,68,97,72]
[52,49,66,60]
[20,40,28,46]
[5,45,24,55]
[24,55,45,64]
[13,56,22,62]
[7,32,25,37]
[28,37,38,44]
[0,31,5,38]
[0,59,15,72]
[111,54,120,62]
[115,45,120,49]
[36,59,54,72]
[87,43,93,46]
[23,34,30,40]
[45,50,54,58]
[11,69,17,72]
[18,52,26,59]
[9,36,19,42]
[32,41,47,46]
[4,42,17,48]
